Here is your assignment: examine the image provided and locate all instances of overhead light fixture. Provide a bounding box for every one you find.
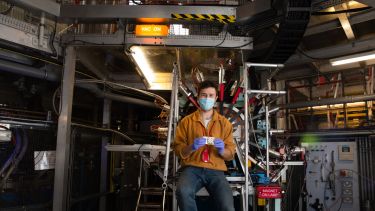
[128,46,173,90]
[129,46,155,88]
[330,50,375,66]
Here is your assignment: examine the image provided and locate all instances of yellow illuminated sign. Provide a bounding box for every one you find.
[135,25,169,36]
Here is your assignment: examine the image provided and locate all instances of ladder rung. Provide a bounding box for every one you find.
[141,187,163,191]
[142,191,163,195]
[141,209,167,211]
[139,203,162,209]
[141,187,164,195]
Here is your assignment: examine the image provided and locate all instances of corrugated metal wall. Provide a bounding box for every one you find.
[357,136,375,210]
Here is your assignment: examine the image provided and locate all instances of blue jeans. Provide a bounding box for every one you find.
[176,166,235,211]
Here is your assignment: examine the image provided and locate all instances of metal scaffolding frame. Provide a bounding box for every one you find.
[53,46,76,211]
[243,62,284,211]
[162,62,180,211]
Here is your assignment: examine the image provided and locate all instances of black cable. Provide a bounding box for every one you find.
[131,0,142,5]
[0,125,9,130]
[214,29,229,47]
[337,198,343,211]
[230,39,254,49]
[137,144,144,152]
[49,17,58,57]
[34,151,44,166]
[312,6,372,16]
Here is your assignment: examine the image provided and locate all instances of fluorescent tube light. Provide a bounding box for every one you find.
[130,46,155,87]
[330,50,375,66]
[128,46,173,90]
[245,63,284,68]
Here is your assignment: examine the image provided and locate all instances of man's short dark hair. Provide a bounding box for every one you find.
[198,80,218,95]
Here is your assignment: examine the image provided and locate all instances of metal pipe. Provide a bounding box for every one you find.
[248,90,286,95]
[76,83,159,109]
[283,94,375,109]
[53,46,76,211]
[234,143,246,175]
[101,91,158,108]
[243,65,249,211]
[0,129,29,188]
[269,107,280,114]
[0,129,21,178]
[100,80,168,105]
[0,49,34,66]
[268,147,282,158]
[0,119,51,128]
[172,48,180,211]
[0,59,159,108]
[0,116,54,124]
[71,122,135,144]
[270,129,285,134]
[248,155,266,170]
[250,107,280,120]
[248,141,282,158]
[0,58,60,81]
[265,105,270,177]
[246,63,284,68]
[163,63,178,186]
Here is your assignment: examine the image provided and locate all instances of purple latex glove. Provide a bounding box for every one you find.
[214,139,225,155]
[192,137,206,151]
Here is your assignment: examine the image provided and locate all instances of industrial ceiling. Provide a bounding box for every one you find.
[0,0,374,90]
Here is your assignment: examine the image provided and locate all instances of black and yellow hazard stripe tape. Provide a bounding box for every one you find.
[171,14,235,24]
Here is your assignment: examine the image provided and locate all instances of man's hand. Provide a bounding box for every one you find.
[214,139,225,155]
[192,137,207,151]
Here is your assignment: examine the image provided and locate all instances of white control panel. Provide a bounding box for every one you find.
[302,141,359,211]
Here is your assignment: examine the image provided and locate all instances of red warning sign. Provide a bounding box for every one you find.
[256,186,282,199]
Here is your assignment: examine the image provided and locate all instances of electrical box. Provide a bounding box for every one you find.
[338,144,354,160]
[302,141,359,211]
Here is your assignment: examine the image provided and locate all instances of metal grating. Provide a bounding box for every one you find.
[263,0,312,63]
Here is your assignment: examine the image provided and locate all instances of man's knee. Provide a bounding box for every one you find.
[176,185,195,198]
[216,199,234,211]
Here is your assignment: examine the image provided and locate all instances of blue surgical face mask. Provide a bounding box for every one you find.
[198,98,216,111]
